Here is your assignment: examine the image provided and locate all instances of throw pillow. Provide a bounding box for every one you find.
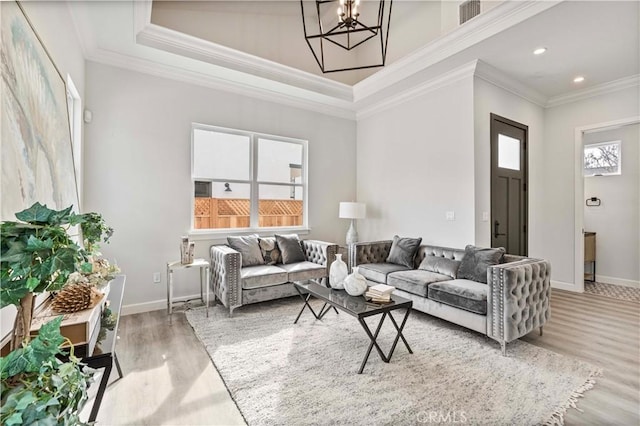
[386,236,422,268]
[275,234,306,264]
[227,235,264,268]
[259,237,281,265]
[418,256,461,279]
[457,245,505,284]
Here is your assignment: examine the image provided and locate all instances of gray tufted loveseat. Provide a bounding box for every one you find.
[352,241,551,355]
[210,239,337,316]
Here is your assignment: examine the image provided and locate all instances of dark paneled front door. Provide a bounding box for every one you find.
[490,114,528,256]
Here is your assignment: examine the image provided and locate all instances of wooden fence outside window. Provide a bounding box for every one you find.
[194,197,303,229]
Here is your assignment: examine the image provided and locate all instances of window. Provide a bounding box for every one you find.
[584,141,621,177]
[191,124,307,232]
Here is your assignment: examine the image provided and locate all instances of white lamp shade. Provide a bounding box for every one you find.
[339,202,366,219]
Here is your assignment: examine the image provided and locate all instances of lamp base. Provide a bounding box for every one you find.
[346,219,358,246]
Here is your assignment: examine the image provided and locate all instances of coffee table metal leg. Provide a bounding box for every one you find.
[357,312,388,374]
[386,309,413,359]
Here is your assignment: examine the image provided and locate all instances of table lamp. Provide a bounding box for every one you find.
[339,202,366,245]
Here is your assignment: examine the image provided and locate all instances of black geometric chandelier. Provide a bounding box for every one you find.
[300,0,393,73]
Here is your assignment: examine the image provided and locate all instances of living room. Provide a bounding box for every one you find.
[1,0,638,425]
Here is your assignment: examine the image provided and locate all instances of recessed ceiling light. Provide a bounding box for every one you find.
[533,47,547,55]
[573,76,585,83]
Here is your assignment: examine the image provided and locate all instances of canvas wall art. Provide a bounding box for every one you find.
[1,1,79,221]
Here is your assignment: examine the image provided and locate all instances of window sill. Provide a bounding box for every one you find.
[188,227,311,242]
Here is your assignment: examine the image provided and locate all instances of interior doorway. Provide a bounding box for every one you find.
[490,113,528,256]
[574,116,640,293]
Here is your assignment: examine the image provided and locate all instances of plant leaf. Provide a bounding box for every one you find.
[14,203,54,224]
[48,205,73,225]
[25,236,53,253]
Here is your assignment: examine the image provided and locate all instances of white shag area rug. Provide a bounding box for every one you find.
[186,299,600,426]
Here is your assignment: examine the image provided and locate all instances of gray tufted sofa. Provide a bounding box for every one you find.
[210,240,337,316]
[352,241,551,355]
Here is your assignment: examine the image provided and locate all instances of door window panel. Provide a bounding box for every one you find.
[498,134,520,171]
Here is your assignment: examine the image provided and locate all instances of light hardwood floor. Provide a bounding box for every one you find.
[97,290,639,425]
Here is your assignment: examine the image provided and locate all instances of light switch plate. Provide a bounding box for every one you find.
[446,211,455,221]
[153,272,161,283]
[482,212,489,222]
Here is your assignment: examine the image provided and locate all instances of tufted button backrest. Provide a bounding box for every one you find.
[302,241,326,265]
[414,245,466,268]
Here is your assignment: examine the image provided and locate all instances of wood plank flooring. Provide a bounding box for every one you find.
[97,290,639,425]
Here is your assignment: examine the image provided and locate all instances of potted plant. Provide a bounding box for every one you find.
[0,202,116,424]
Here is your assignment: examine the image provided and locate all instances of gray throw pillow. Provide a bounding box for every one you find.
[275,234,306,264]
[386,236,422,268]
[227,235,264,268]
[418,256,461,279]
[259,237,281,265]
[457,245,505,284]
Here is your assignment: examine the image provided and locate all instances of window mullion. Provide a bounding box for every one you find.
[250,135,259,228]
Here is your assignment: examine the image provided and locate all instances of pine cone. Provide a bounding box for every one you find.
[52,283,93,313]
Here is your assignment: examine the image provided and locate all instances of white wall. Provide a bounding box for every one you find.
[356,76,476,247]
[584,124,639,284]
[1,1,86,341]
[473,78,545,256]
[84,62,356,310]
[543,86,640,286]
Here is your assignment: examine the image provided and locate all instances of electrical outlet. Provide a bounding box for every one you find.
[446,211,455,221]
[153,272,161,283]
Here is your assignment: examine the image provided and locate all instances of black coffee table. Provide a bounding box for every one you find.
[293,281,413,374]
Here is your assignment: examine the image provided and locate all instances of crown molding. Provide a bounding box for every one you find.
[135,24,353,102]
[356,60,479,120]
[474,60,548,107]
[546,74,640,108]
[353,0,561,103]
[85,48,357,121]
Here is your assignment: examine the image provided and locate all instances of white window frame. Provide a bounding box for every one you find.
[190,123,309,238]
[583,140,622,177]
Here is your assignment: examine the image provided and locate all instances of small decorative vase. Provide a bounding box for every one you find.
[329,253,348,290]
[344,267,368,296]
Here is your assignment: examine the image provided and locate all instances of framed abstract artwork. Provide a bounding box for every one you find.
[1,1,79,221]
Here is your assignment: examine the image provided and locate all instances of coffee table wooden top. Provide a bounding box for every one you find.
[294,281,412,319]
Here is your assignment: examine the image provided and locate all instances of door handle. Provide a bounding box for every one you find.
[494,220,506,239]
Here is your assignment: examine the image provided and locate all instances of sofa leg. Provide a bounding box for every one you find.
[539,326,543,337]
[501,341,507,357]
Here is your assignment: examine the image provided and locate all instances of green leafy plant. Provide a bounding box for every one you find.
[78,212,113,256]
[0,317,94,426]
[1,202,116,348]
[1,203,86,348]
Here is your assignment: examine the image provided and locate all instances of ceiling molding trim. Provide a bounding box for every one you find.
[353,0,561,103]
[133,1,153,38]
[85,48,357,121]
[546,74,640,108]
[474,60,548,107]
[136,24,354,102]
[356,60,478,120]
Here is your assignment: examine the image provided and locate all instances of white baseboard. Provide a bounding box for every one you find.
[595,275,640,289]
[551,280,582,292]
[121,293,203,316]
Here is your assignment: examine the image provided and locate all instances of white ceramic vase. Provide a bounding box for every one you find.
[329,253,348,290]
[344,267,368,296]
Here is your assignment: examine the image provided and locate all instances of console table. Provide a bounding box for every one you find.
[79,274,126,423]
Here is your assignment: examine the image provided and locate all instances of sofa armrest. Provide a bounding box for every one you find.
[486,258,551,343]
[301,240,338,276]
[352,240,393,267]
[210,245,242,312]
